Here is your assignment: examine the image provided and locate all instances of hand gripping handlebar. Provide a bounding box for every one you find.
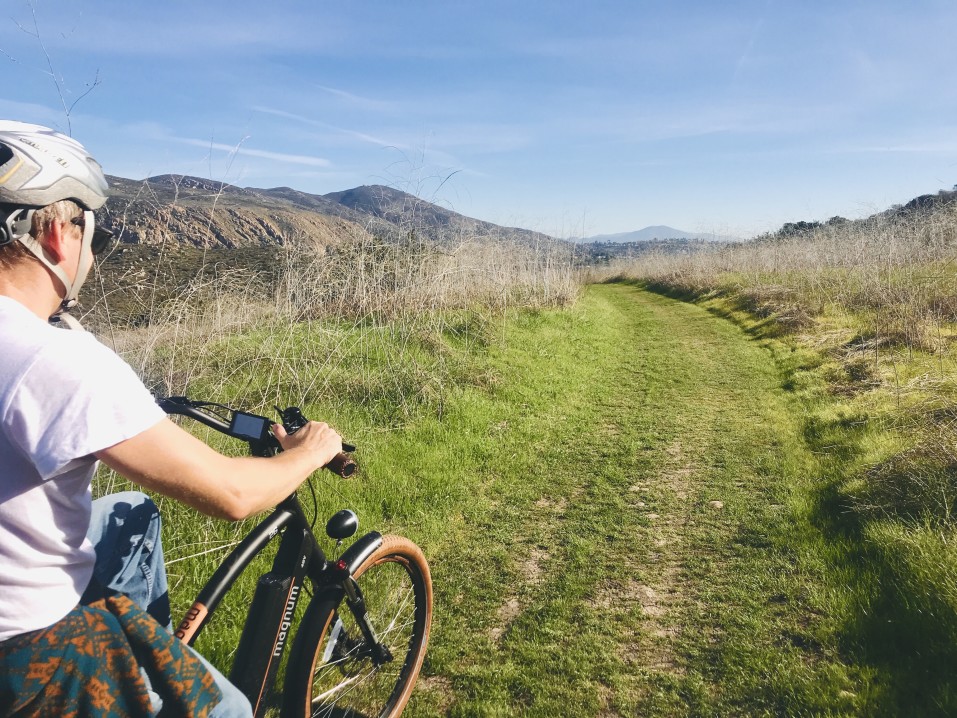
[157,396,357,478]
[275,405,357,478]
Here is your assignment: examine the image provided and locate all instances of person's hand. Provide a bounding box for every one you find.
[272,420,343,471]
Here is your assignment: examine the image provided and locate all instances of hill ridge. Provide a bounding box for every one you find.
[101,174,554,250]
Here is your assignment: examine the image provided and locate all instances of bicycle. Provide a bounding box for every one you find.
[158,395,433,718]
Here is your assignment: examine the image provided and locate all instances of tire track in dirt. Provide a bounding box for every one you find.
[488,495,571,642]
[620,440,711,677]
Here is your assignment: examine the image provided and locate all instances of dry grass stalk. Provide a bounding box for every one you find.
[82,210,581,416]
[600,205,957,357]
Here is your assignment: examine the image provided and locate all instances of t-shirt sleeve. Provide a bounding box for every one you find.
[5,332,166,480]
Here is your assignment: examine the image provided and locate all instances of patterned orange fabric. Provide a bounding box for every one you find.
[0,594,221,717]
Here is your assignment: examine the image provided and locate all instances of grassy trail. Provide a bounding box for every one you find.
[406,282,859,716]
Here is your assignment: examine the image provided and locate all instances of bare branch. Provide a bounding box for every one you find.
[5,1,103,134]
[28,2,71,132]
[12,16,39,39]
[0,46,21,63]
[67,67,101,116]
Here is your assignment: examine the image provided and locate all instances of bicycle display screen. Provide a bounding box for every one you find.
[230,411,270,442]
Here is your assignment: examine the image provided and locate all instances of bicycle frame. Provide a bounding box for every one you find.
[172,489,388,715]
[159,396,385,716]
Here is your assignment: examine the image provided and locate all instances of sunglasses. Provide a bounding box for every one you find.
[71,215,115,255]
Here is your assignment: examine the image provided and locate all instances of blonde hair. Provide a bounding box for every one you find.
[32,199,83,234]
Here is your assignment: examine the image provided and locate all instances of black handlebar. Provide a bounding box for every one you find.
[159,396,231,432]
[158,396,357,478]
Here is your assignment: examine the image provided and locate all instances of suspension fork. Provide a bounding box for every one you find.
[328,531,392,665]
[342,575,394,666]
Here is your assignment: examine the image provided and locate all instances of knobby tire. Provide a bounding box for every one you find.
[281,535,432,718]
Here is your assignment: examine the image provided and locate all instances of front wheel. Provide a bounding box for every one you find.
[282,535,432,718]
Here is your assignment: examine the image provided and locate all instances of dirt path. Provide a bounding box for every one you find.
[411,283,852,717]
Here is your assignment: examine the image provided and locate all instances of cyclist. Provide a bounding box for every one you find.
[0,121,343,717]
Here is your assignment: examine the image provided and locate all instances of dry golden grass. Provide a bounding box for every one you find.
[83,216,581,417]
[598,205,957,356]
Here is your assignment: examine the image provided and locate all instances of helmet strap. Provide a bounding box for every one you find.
[65,210,96,309]
[49,310,85,331]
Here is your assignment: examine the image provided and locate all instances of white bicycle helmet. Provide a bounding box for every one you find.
[0,120,110,310]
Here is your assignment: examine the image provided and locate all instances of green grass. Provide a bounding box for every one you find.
[95,281,956,715]
[636,279,957,716]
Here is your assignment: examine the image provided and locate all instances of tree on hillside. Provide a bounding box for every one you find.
[780,220,821,236]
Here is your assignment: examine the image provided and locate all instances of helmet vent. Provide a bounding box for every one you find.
[0,144,14,175]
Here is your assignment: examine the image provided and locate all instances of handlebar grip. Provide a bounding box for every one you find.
[326,451,357,478]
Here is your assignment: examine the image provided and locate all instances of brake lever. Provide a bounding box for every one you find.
[274,405,357,476]
[276,405,308,434]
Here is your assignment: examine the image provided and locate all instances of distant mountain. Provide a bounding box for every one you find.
[319,185,548,244]
[102,175,552,249]
[582,226,735,243]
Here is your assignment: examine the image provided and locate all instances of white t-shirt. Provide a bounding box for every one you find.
[0,297,165,641]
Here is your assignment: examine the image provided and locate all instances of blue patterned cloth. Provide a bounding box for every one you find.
[0,593,221,717]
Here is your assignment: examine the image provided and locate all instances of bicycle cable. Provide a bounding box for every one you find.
[295,480,321,601]
[186,400,234,423]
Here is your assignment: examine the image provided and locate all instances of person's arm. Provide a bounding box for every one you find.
[94,417,342,521]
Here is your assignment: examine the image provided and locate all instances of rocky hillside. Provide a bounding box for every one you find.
[102,175,363,250]
[101,175,550,249]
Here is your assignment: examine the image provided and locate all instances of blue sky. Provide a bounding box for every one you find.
[3,0,957,238]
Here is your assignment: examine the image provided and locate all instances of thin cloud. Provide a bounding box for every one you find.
[0,99,65,129]
[249,106,313,123]
[4,4,345,58]
[251,106,405,150]
[314,85,398,113]
[841,142,957,155]
[175,136,332,167]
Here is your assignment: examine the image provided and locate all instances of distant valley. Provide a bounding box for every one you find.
[582,226,740,243]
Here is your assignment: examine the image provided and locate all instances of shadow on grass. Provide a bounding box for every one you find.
[802,408,957,715]
[620,279,788,341]
[811,476,957,716]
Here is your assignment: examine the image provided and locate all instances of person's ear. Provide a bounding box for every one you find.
[38,219,70,264]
